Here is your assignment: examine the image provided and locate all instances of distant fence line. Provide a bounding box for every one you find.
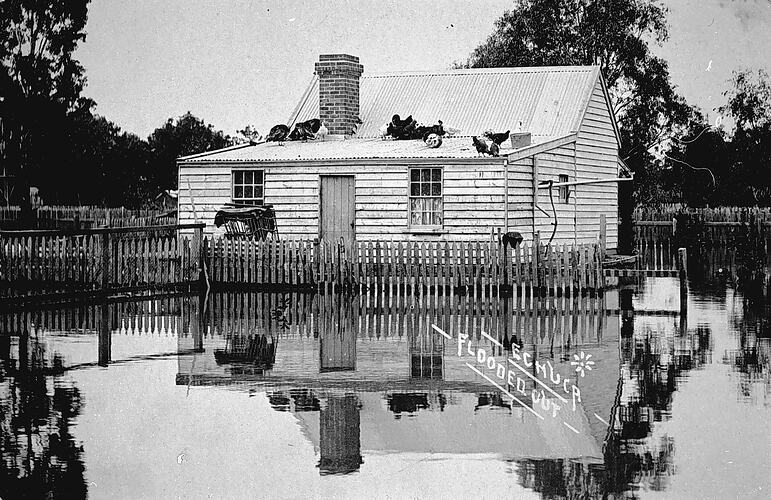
[0,206,175,230]
[0,224,204,298]
[634,205,771,223]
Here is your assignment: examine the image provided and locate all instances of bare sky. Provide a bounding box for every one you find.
[75,0,771,139]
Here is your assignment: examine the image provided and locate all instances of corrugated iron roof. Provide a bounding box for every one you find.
[181,136,513,162]
[181,65,602,163]
[180,134,577,163]
[289,66,600,139]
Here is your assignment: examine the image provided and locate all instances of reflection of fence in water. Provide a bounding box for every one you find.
[0,290,612,357]
[203,291,611,348]
[0,295,192,336]
[635,233,770,284]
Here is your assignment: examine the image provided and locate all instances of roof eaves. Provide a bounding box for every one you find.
[506,133,578,161]
[598,71,622,146]
[572,66,601,133]
[177,142,258,162]
[618,157,632,178]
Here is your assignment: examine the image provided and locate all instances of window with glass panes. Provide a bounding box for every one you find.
[559,174,569,203]
[232,170,264,206]
[409,167,443,227]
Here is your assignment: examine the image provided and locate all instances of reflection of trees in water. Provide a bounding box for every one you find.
[727,300,771,404]
[513,459,605,499]
[0,334,87,499]
[513,321,712,498]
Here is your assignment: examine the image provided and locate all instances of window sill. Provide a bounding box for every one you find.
[402,227,447,235]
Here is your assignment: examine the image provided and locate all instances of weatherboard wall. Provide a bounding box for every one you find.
[574,77,620,249]
[533,143,580,245]
[178,159,511,241]
[178,149,616,248]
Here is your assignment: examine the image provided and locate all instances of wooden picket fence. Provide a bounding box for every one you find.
[2,226,606,298]
[0,206,172,230]
[0,224,204,298]
[203,237,606,295]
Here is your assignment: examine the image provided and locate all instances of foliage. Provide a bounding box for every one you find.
[460,0,698,205]
[233,125,263,144]
[720,69,771,131]
[663,69,771,207]
[0,2,238,208]
[0,0,91,205]
[147,112,233,191]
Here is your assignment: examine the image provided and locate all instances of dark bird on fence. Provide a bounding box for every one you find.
[489,141,500,157]
[501,231,524,249]
[484,129,510,146]
[266,124,290,144]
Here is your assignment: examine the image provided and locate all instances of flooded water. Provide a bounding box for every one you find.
[1,275,769,498]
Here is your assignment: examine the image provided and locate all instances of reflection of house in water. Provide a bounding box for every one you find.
[320,329,356,373]
[387,392,429,418]
[410,322,443,379]
[317,294,356,372]
[177,294,624,470]
[319,395,363,475]
[214,334,277,375]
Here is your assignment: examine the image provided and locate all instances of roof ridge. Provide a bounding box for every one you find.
[363,65,599,78]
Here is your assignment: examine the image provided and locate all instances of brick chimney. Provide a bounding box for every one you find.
[315,54,364,136]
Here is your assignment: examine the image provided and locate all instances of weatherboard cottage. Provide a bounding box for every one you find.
[177,54,628,249]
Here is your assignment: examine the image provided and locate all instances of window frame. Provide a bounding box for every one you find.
[558,174,570,203]
[408,166,444,230]
[231,169,265,206]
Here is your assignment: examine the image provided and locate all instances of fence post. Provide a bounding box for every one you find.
[599,214,607,260]
[677,247,688,280]
[98,302,111,366]
[194,225,205,288]
[534,231,541,292]
[101,231,110,289]
[678,247,688,330]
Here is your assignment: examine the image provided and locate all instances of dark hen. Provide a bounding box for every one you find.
[388,115,418,140]
[266,124,290,143]
[418,120,446,142]
[472,136,500,157]
[484,130,510,146]
[472,136,489,156]
[391,114,413,128]
[289,118,323,141]
[501,231,524,249]
[303,118,322,134]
